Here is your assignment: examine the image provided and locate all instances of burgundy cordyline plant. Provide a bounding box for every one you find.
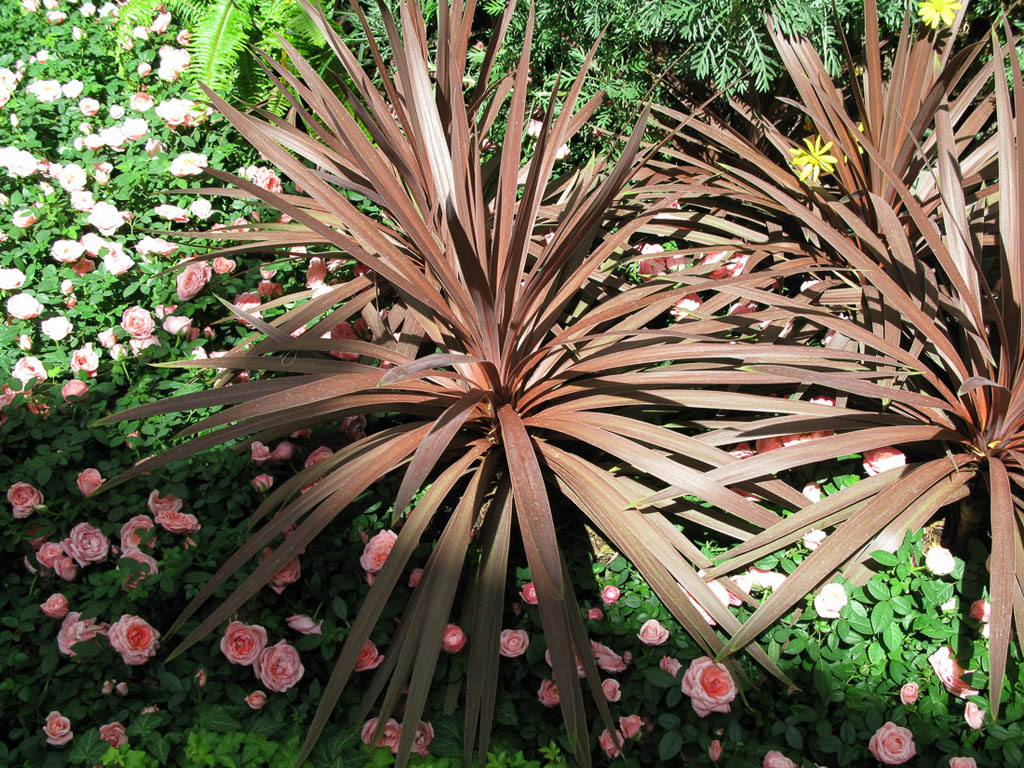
[96,0,828,763]
[646,0,1024,720]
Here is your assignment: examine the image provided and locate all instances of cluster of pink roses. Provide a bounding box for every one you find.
[220,621,304,694]
[360,717,434,757]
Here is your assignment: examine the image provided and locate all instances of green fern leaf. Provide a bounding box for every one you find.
[187,0,254,97]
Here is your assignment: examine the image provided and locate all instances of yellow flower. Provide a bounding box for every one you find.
[788,136,839,184]
[918,0,961,29]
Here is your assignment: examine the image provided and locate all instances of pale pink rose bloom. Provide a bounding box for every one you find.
[43,711,73,746]
[591,639,627,673]
[145,138,165,155]
[408,568,424,588]
[70,343,99,376]
[54,556,78,581]
[190,198,213,219]
[119,549,158,589]
[12,209,38,228]
[245,691,267,709]
[120,514,155,551]
[520,582,538,605]
[57,161,87,192]
[266,549,300,594]
[8,482,44,517]
[255,640,304,692]
[814,583,848,619]
[925,546,956,576]
[153,204,188,221]
[220,621,268,665]
[442,624,466,653]
[949,759,977,768]
[40,316,73,341]
[306,257,327,288]
[680,656,737,717]
[27,79,61,101]
[173,261,211,302]
[670,293,702,320]
[660,655,682,677]
[108,614,160,665]
[251,442,271,464]
[116,682,128,696]
[65,522,109,566]
[361,718,401,751]
[130,92,154,111]
[601,584,621,605]
[61,379,88,405]
[598,729,623,758]
[637,618,670,645]
[0,267,26,289]
[868,722,916,765]
[17,334,32,351]
[120,306,155,339]
[801,527,827,550]
[213,256,236,273]
[0,146,38,177]
[587,607,604,621]
[162,316,192,335]
[498,629,529,658]
[360,529,398,573]
[168,152,207,176]
[37,541,64,570]
[70,189,95,211]
[269,441,294,461]
[150,10,171,33]
[618,714,642,740]
[900,682,919,705]
[354,640,383,671]
[863,446,907,476]
[13,356,47,385]
[709,740,723,761]
[41,593,69,618]
[286,615,322,635]
[76,468,104,496]
[252,474,274,491]
[136,236,177,256]
[763,751,797,768]
[602,678,622,702]
[98,722,127,747]
[7,292,43,319]
[57,611,107,656]
[138,62,152,77]
[964,702,984,729]
[122,118,149,141]
[154,505,200,534]
[147,490,183,517]
[409,720,433,757]
[538,679,560,707]
[87,201,126,235]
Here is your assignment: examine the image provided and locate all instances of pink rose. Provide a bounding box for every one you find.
[900,682,919,705]
[360,529,398,574]
[361,718,401,752]
[41,593,69,618]
[8,482,44,518]
[681,656,737,717]
[7,292,43,319]
[64,522,109,566]
[802,528,827,549]
[168,152,207,177]
[709,740,723,762]
[252,474,274,491]
[863,446,907,476]
[587,607,604,621]
[251,441,271,464]
[62,380,90,402]
[120,514,154,550]
[925,546,956,576]
[442,624,466,653]
[37,541,64,570]
[267,551,300,594]
[286,615,322,635]
[176,261,211,301]
[119,549,158,589]
[269,441,294,461]
[354,640,384,671]
[412,721,433,757]
[43,711,73,746]
[162,315,193,335]
[70,343,99,377]
[76,468,104,496]
[601,585,621,605]
[660,655,682,677]
[408,568,423,588]
[220,621,267,665]
[121,306,154,339]
[591,640,627,673]
[950,759,978,768]
[108,614,160,665]
[255,640,304,692]
[602,679,621,702]
[304,445,334,467]
[637,619,669,646]
[213,256,236,273]
[813,583,848,619]
[619,715,642,740]
[520,582,538,605]
[964,702,984,730]
[598,729,623,758]
[147,490,182,516]
[969,600,990,623]
[868,722,916,765]
[763,751,796,768]
[57,611,107,656]
[154,505,201,534]
[54,556,78,581]
[928,647,979,698]
[245,691,267,709]
[12,356,47,386]
[538,679,560,707]
[498,629,529,658]
[98,722,127,747]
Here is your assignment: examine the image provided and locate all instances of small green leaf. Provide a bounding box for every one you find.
[658,731,683,761]
[69,727,107,764]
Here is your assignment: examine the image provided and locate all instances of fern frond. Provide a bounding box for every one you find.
[187,0,254,97]
[165,0,210,28]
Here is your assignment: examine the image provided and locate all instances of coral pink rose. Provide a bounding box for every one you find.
[255,640,304,692]
[868,722,916,765]
[57,611,107,656]
[681,656,737,717]
[964,702,984,730]
[360,529,398,573]
[37,541,64,570]
[660,655,682,677]
[43,711,73,746]
[408,568,423,587]
[591,640,627,673]
[498,629,529,657]
[121,306,155,339]
[252,474,274,491]
[154,506,201,534]
[70,343,99,377]
[245,691,267,709]
[213,256,236,273]
[220,621,268,665]
[108,614,160,665]
[949,759,978,768]
[598,729,623,758]
[412,721,434,757]
[287,615,322,634]
[76,468,104,496]
[538,679,560,707]
[587,607,604,621]
[54,556,78,581]
[863,446,906,476]
[637,619,669,645]
[8,482,44,518]
[763,751,797,768]
[251,441,271,464]
[361,717,401,751]
[120,514,154,550]
[41,593,69,618]
[354,640,384,671]
[619,715,643,739]
[147,490,182,516]
[602,678,621,702]
[601,585,621,605]
[709,740,723,761]
[64,522,109,566]
[900,682,919,705]
[928,647,979,698]
[62,379,90,402]
[305,445,334,467]
[176,261,211,301]
[442,624,466,653]
[98,722,127,747]
[813,583,848,618]
[520,582,538,605]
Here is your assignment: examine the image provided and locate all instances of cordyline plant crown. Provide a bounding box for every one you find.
[96,0,832,763]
